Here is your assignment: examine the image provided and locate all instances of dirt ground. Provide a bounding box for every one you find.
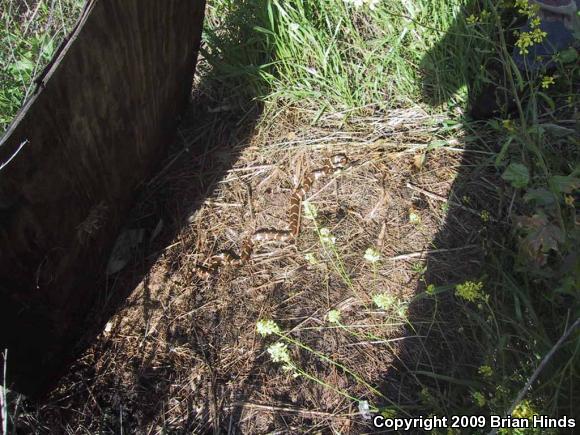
[15,105,496,433]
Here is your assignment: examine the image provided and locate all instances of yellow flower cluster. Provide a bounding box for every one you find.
[478,365,494,378]
[455,280,487,302]
[515,28,548,55]
[502,118,516,132]
[466,9,491,25]
[472,391,487,407]
[512,400,537,419]
[541,75,555,89]
[513,0,547,55]
[514,0,539,17]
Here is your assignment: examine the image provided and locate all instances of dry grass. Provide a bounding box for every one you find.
[11,104,498,433]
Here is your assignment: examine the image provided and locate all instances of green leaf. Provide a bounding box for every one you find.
[41,38,55,61]
[528,223,564,254]
[495,135,514,166]
[442,119,460,127]
[540,123,575,138]
[523,188,556,206]
[548,175,580,194]
[516,213,565,265]
[508,55,525,91]
[558,47,578,64]
[555,276,578,296]
[440,119,462,132]
[536,92,555,111]
[9,58,34,75]
[502,163,529,189]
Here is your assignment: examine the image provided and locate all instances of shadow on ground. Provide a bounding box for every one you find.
[389,0,511,414]
[388,0,577,418]
[371,0,531,416]
[10,1,277,433]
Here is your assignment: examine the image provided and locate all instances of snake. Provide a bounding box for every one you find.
[193,154,349,279]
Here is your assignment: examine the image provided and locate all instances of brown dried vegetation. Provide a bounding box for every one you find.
[15,105,497,433]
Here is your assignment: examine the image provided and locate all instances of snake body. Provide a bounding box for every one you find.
[193,154,348,279]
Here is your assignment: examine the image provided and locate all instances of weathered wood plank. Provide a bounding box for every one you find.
[0,0,206,397]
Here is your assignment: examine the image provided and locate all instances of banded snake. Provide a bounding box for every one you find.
[193,153,349,279]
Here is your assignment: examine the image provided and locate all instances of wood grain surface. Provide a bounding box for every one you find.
[0,0,205,397]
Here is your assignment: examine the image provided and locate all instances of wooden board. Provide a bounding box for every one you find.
[0,0,206,397]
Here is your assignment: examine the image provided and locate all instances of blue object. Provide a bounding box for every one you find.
[512,0,580,70]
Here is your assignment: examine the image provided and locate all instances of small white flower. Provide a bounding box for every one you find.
[395,302,409,319]
[282,364,300,378]
[304,252,318,265]
[303,201,318,220]
[409,210,421,225]
[267,342,291,364]
[364,247,381,263]
[289,22,300,32]
[373,293,396,311]
[358,400,372,420]
[373,293,409,318]
[319,228,336,245]
[327,309,341,324]
[306,66,318,76]
[256,319,281,336]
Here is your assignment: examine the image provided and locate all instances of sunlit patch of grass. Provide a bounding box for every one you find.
[258,0,483,113]
[204,0,487,115]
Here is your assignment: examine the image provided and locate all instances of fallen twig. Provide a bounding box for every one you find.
[386,245,478,261]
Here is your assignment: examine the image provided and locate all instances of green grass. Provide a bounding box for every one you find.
[204,0,494,112]
[204,0,579,424]
[0,0,84,133]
